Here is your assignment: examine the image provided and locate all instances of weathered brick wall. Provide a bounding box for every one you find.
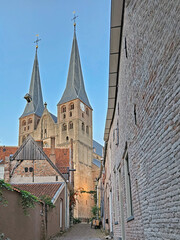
[105,0,180,239]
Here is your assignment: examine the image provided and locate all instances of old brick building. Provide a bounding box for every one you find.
[102,0,180,239]
[17,27,102,220]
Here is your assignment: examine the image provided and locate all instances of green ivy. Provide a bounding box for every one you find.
[39,195,55,209]
[0,180,13,206]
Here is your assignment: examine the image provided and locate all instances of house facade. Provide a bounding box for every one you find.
[102,0,180,240]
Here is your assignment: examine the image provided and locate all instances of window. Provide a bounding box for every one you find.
[124,152,133,220]
[61,106,66,113]
[24,127,26,131]
[69,111,72,117]
[63,114,66,119]
[86,126,89,134]
[69,121,73,129]
[93,147,96,153]
[24,167,28,172]
[70,103,74,110]
[22,120,26,126]
[82,122,85,131]
[66,136,69,141]
[86,108,89,116]
[28,118,32,124]
[62,123,67,131]
[82,113,84,118]
[29,167,33,172]
[56,176,58,181]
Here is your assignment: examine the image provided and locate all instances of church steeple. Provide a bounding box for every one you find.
[58,31,91,109]
[21,48,44,118]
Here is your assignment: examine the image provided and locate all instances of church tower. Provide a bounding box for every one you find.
[19,45,44,146]
[57,29,94,219]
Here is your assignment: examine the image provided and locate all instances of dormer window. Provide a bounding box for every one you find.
[70,103,74,110]
[22,120,26,126]
[61,106,66,113]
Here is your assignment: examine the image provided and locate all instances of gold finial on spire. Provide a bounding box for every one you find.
[34,34,41,49]
[72,11,78,31]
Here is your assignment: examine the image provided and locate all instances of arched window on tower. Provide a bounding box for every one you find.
[61,106,66,113]
[69,121,73,129]
[82,122,85,131]
[22,120,26,126]
[62,123,67,131]
[28,118,32,124]
[69,103,74,110]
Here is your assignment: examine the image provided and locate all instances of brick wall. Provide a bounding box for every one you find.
[104,0,180,239]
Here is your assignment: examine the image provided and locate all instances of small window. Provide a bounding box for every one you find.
[69,121,73,129]
[63,114,66,119]
[24,127,26,131]
[82,113,84,118]
[56,176,58,181]
[70,103,74,110]
[29,167,33,172]
[82,122,85,131]
[93,147,96,153]
[62,124,67,131]
[27,126,30,130]
[61,106,66,113]
[24,167,28,172]
[86,108,89,116]
[66,136,69,141]
[28,118,32,124]
[69,111,72,117]
[22,120,26,126]
[86,126,89,134]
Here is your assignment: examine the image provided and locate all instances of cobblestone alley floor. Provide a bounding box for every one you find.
[50,223,107,240]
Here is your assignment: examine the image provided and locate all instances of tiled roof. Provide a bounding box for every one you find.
[0,146,18,164]
[93,140,103,157]
[12,183,63,199]
[44,148,70,173]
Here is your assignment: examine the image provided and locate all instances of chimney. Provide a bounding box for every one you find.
[4,156,10,182]
[49,137,56,164]
[36,140,43,149]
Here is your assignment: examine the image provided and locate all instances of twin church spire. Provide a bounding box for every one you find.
[21,26,91,119]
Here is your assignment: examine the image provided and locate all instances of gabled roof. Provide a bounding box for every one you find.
[12,182,64,200]
[21,49,44,118]
[58,31,92,109]
[11,135,66,181]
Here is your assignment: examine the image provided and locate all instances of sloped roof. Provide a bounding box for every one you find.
[12,182,63,199]
[93,159,101,168]
[50,113,57,123]
[44,148,70,174]
[93,140,103,157]
[21,49,44,118]
[58,31,92,109]
[0,146,18,164]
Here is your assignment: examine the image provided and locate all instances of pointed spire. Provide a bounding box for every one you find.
[58,31,92,109]
[21,48,44,118]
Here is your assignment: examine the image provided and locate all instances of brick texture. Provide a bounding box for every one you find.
[104,0,180,240]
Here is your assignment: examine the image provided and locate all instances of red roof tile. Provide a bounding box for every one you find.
[0,146,18,164]
[12,183,63,199]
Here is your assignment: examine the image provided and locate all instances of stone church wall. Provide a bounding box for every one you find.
[104,0,180,239]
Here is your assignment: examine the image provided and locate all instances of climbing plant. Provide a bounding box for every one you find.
[0,180,13,206]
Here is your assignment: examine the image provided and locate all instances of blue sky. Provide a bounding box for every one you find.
[0,0,110,146]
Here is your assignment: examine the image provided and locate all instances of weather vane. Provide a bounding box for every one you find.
[72,11,78,31]
[34,34,41,49]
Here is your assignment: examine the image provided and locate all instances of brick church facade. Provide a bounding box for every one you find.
[17,29,102,220]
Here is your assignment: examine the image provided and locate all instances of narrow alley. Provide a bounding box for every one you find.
[50,223,106,240]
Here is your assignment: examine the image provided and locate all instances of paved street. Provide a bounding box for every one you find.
[50,223,107,240]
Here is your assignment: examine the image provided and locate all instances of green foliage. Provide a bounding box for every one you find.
[0,179,13,206]
[39,195,55,209]
[91,205,100,217]
[73,217,81,224]
[20,190,39,216]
